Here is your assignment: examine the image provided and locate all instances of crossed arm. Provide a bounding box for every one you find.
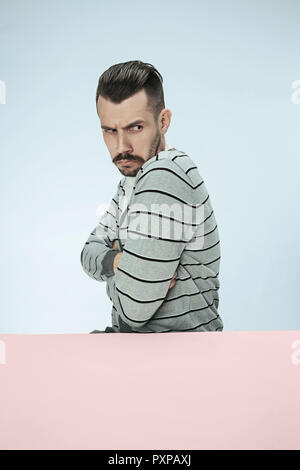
[81,159,195,330]
[112,240,177,290]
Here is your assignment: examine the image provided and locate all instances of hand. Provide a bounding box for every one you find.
[112,239,119,251]
[168,271,177,290]
[112,240,122,273]
[113,251,123,273]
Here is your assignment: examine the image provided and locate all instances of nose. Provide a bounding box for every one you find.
[116,132,133,156]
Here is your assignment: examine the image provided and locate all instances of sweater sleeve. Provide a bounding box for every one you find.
[80,184,121,282]
[112,159,198,330]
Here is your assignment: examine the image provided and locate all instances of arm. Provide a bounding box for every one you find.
[110,159,197,330]
[112,240,177,288]
[80,184,122,282]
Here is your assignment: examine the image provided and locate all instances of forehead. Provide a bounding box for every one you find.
[97,88,152,125]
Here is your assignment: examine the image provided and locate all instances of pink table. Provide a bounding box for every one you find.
[0,330,300,450]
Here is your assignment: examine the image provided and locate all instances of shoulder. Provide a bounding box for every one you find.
[135,152,197,196]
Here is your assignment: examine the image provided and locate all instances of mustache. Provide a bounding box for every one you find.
[114,154,142,163]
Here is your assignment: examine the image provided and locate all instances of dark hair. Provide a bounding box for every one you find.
[96,60,165,121]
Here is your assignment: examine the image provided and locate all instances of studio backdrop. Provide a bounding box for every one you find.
[0,0,299,333]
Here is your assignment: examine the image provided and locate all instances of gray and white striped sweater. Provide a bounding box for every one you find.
[80,145,224,333]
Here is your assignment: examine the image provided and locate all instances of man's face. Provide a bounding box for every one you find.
[97,88,171,177]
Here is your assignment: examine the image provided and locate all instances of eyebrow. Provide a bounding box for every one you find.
[101,119,145,131]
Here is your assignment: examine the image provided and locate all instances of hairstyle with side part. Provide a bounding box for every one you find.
[96,60,165,122]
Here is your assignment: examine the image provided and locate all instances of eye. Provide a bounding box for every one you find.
[103,125,143,133]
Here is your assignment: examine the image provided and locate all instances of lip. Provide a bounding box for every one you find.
[117,160,135,166]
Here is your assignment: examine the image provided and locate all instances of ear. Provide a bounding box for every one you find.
[160,108,172,133]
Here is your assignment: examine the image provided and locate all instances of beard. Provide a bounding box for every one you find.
[113,130,162,177]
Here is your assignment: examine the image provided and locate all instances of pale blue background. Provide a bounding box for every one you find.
[0,0,299,333]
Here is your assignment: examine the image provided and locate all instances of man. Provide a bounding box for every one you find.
[81,60,224,333]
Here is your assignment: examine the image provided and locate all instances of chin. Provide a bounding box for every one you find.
[119,164,142,177]
[121,169,139,177]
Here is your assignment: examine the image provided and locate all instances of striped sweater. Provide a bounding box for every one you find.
[80,145,224,333]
